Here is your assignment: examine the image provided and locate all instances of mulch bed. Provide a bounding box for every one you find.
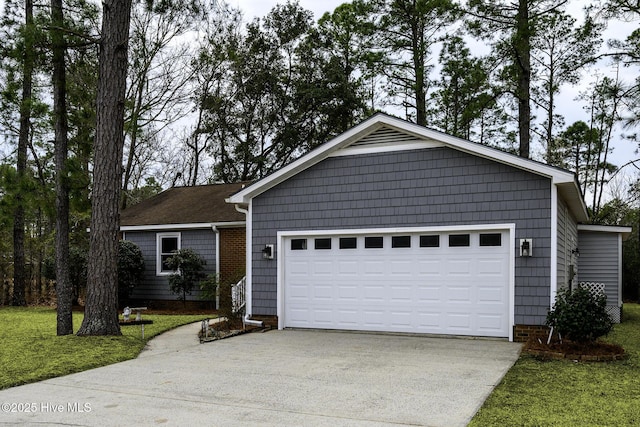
[524,337,626,362]
[199,319,270,343]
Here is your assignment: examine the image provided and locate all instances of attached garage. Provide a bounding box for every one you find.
[227,113,601,342]
[280,227,514,338]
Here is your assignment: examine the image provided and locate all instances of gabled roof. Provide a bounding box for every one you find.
[227,113,589,222]
[121,182,248,231]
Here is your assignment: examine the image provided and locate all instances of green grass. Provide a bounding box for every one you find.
[0,307,208,390]
[470,303,640,426]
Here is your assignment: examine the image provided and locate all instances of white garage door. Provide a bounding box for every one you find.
[283,229,511,337]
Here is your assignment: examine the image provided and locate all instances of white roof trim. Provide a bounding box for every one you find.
[329,140,445,157]
[577,224,633,239]
[277,223,514,237]
[120,221,245,232]
[227,114,581,206]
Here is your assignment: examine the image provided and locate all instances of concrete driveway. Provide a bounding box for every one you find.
[0,324,521,426]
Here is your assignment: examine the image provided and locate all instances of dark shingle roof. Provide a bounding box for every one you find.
[120,182,249,227]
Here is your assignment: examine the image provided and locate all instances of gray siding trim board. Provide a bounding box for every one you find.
[250,147,553,326]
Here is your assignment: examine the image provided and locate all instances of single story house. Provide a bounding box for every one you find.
[227,113,631,341]
[120,183,247,308]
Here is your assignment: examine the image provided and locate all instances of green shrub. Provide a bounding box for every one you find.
[165,249,206,305]
[546,286,613,343]
[199,274,219,310]
[117,240,145,307]
[43,246,88,305]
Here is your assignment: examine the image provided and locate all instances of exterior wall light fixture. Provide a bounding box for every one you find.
[520,239,533,257]
[262,244,274,260]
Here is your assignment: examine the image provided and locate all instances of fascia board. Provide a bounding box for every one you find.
[120,221,245,232]
[578,224,634,240]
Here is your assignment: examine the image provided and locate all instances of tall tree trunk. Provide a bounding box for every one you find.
[412,22,426,126]
[78,0,133,336]
[545,68,555,163]
[51,0,73,335]
[516,0,531,159]
[13,0,35,307]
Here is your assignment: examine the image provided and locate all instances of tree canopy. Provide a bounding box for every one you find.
[0,0,639,320]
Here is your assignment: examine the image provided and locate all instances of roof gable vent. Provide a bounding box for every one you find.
[352,126,423,147]
[332,125,443,157]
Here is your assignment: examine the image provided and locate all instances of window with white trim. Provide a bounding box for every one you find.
[157,232,181,275]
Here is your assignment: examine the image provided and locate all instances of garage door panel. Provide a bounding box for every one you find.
[287,283,311,301]
[363,260,386,275]
[389,311,412,328]
[446,312,472,331]
[447,285,472,303]
[477,263,508,279]
[338,261,359,276]
[313,284,334,301]
[390,285,412,302]
[288,306,312,324]
[313,261,334,276]
[284,230,510,337]
[477,286,505,303]
[337,285,358,301]
[336,309,359,325]
[417,260,443,276]
[363,285,385,302]
[416,311,442,330]
[312,309,334,325]
[363,309,386,327]
[476,313,505,332]
[417,284,442,303]
[447,259,472,275]
[389,260,413,276]
[288,260,312,276]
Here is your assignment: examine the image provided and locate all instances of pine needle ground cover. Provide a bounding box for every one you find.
[470,304,640,426]
[0,307,207,390]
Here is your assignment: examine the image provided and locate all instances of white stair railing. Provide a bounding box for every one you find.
[231,276,246,314]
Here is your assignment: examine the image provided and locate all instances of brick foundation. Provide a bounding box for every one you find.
[513,324,550,342]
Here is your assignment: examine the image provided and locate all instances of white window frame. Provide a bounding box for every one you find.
[156,232,181,276]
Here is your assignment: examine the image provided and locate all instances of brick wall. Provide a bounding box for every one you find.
[219,227,246,285]
[513,324,549,342]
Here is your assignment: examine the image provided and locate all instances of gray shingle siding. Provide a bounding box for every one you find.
[251,147,553,325]
[578,231,620,307]
[124,229,216,301]
[557,199,579,291]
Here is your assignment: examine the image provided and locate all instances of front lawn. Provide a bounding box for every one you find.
[470,303,640,426]
[0,307,208,390]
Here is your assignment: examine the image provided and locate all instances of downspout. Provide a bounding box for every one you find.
[211,225,220,310]
[550,181,558,306]
[234,204,264,327]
